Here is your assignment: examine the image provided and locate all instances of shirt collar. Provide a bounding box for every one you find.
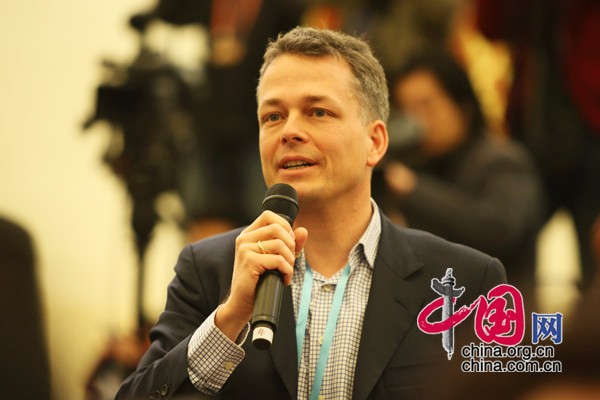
[351,198,381,269]
[295,199,382,272]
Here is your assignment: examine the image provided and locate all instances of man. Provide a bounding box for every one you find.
[116,27,506,400]
[380,51,544,302]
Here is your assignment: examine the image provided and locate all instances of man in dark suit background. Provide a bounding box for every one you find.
[116,26,507,400]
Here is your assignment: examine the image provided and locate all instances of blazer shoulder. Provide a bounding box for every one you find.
[382,215,491,261]
[172,227,244,286]
[379,215,507,290]
[403,226,493,262]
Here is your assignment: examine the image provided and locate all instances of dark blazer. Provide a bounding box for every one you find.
[116,213,506,400]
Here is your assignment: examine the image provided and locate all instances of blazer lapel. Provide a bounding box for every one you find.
[270,284,298,398]
[352,217,426,400]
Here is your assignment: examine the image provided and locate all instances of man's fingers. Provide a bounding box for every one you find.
[244,251,294,285]
[242,210,292,234]
[253,238,295,267]
[294,227,308,257]
[239,221,296,255]
[235,210,306,287]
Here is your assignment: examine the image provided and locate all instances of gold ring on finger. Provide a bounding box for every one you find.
[257,240,268,254]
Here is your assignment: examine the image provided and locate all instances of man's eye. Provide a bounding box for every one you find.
[313,109,327,118]
[266,114,280,122]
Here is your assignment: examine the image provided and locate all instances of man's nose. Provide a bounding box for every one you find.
[281,113,308,144]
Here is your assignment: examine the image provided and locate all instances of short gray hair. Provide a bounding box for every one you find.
[258,26,389,123]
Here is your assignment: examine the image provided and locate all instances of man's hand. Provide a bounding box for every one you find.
[384,161,417,197]
[215,211,308,341]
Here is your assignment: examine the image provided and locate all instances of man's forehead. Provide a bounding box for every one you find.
[258,94,338,108]
[257,54,355,103]
[260,54,351,84]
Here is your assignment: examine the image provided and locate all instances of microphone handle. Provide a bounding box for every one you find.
[251,270,284,349]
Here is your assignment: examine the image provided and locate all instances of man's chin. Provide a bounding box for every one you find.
[296,187,326,207]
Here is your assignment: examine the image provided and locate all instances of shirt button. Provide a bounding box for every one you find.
[319,336,324,345]
[318,396,325,400]
[223,361,235,371]
[322,284,334,292]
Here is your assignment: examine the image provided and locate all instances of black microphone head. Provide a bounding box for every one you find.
[262,183,299,226]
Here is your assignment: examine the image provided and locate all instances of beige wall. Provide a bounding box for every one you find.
[0,1,183,399]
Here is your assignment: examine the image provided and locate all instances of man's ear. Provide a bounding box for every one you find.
[367,120,389,167]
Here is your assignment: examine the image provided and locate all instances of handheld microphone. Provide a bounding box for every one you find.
[251,183,299,349]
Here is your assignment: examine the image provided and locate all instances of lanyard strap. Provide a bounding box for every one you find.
[296,262,351,400]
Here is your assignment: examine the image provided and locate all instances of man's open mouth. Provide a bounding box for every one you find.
[282,160,314,170]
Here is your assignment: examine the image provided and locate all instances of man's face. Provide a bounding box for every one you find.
[257,54,386,207]
[394,70,468,157]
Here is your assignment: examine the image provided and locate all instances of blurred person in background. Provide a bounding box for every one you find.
[474,0,600,293]
[376,51,545,300]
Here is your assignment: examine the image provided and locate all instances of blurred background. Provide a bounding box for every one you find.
[0,0,595,399]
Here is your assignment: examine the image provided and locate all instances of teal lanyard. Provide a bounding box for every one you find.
[295,262,351,400]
